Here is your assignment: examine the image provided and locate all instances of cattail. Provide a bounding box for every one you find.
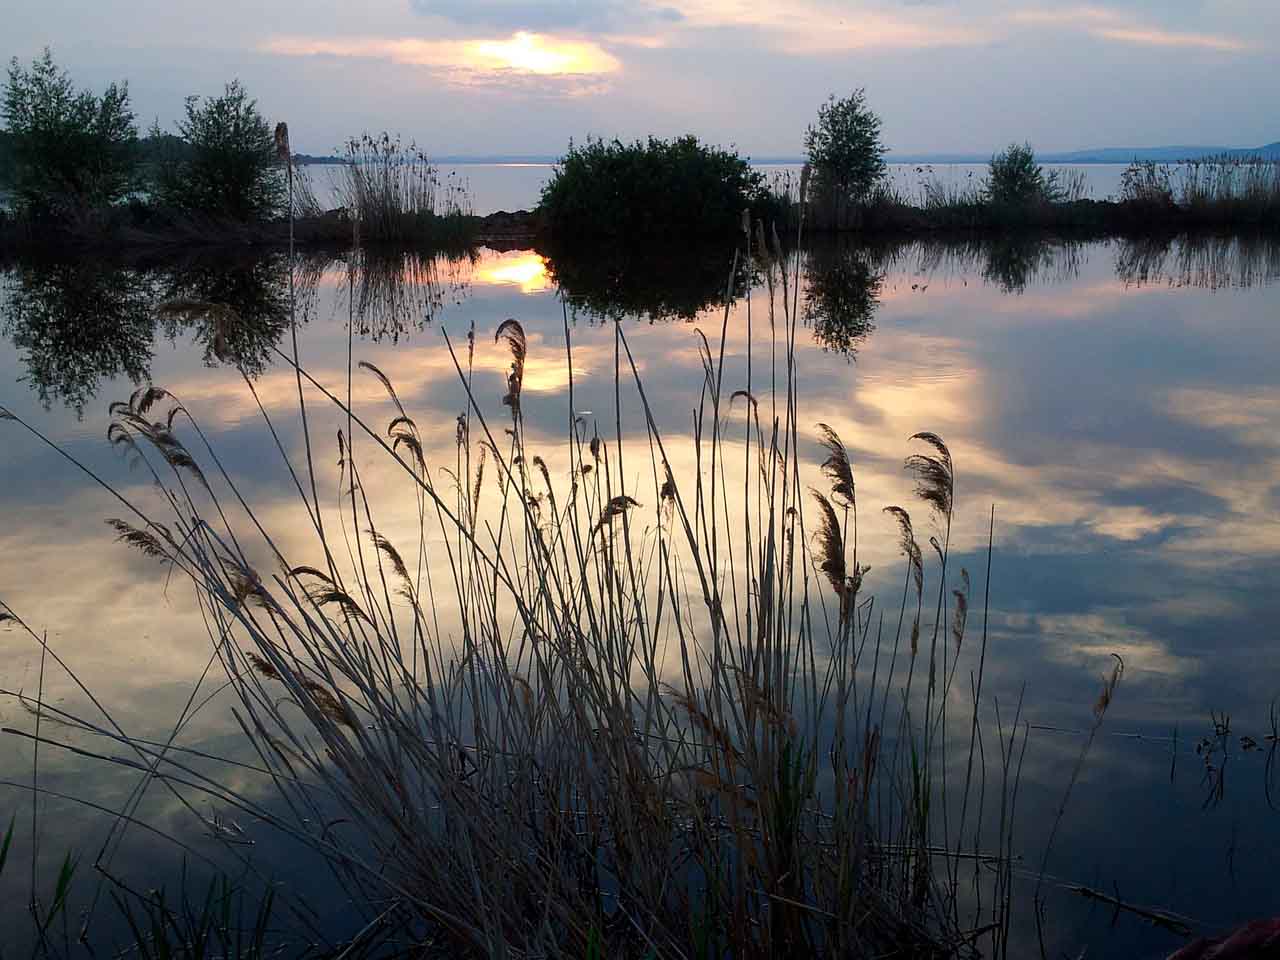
[274,122,291,163]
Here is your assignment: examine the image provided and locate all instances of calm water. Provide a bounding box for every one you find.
[2,234,1279,955]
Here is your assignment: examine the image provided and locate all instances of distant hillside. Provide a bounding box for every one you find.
[889,143,1280,164]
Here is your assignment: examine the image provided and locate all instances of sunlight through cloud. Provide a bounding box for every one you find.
[263,31,620,78]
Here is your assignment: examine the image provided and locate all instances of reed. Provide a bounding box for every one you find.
[0,216,1083,957]
[335,132,474,245]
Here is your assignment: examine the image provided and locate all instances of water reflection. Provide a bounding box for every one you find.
[803,239,880,356]
[1,259,157,413]
[3,234,1277,417]
[3,230,1280,956]
[156,254,292,375]
[545,244,743,322]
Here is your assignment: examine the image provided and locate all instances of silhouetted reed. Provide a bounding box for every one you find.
[0,223,1068,957]
[335,133,474,245]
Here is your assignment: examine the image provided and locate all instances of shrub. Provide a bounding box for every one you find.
[155,80,284,222]
[985,142,1060,206]
[538,135,769,247]
[1,48,138,220]
[804,90,888,214]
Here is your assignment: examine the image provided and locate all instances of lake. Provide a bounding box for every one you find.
[2,233,1279,956]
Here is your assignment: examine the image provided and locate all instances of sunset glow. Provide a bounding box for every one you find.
[467,32,620,75]
[475,253,552,293]
[263,32,619,79]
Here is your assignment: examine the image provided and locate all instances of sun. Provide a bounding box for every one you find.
[466,32,620,76]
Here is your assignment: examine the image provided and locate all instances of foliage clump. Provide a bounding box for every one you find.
[985,142,1061,207]
[539,135,771,247]
[805,89,888,216]
[154,80,284,222]
[1,48,138,220]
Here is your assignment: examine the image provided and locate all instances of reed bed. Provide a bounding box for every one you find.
[0,209,1095,957]
[335,133,474,246]
[1119,157,1280,225]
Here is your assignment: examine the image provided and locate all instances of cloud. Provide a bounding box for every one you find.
[672,1,992,51]
[1011,6,1252,52]
[410,0,683,32]
[262,31,621,83]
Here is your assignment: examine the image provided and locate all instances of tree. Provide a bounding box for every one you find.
[156,80,284,221]
[804,90,888,210]
[985,142,1061,206]
[1,48,138,219]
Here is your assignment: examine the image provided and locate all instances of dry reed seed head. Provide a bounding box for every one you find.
[904,432,954,520]
[274,122,290,163]
[494,318,527,413]
[360,361,406,415]
[589,435,603,461]
[288,564,334,585]
[472,445,487,514]
[300,679,355,728]
[228,564,271,608]
[951,569,970,652]
[816,423,856,506]
[369,530,411,587]
[1094,653,1125,722]
[810,490,848,595]
[309,587,373,624]
[882,506,924,596]
[594,495,641,535]
[246,651,282,681]
[105,518,170,561]
[455,414,467,447]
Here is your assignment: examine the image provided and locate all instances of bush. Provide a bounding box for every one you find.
[1,49,138,220]
[985,142,1060,206]
[539,135,769,247]
[805,90,888,214]
[155,80,284,222]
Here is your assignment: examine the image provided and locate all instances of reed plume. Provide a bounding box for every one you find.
[904,431,953,520]
[495,318,527,414]
[816,423,855,506]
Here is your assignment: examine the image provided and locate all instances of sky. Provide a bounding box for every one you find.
[4,0,1278,157]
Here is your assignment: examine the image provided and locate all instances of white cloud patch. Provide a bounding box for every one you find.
[1011,5,1253,52]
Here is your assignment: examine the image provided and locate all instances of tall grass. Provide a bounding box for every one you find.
[336,133,474,245]
[1119,157,1280,225]
[0,210,1074,956]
